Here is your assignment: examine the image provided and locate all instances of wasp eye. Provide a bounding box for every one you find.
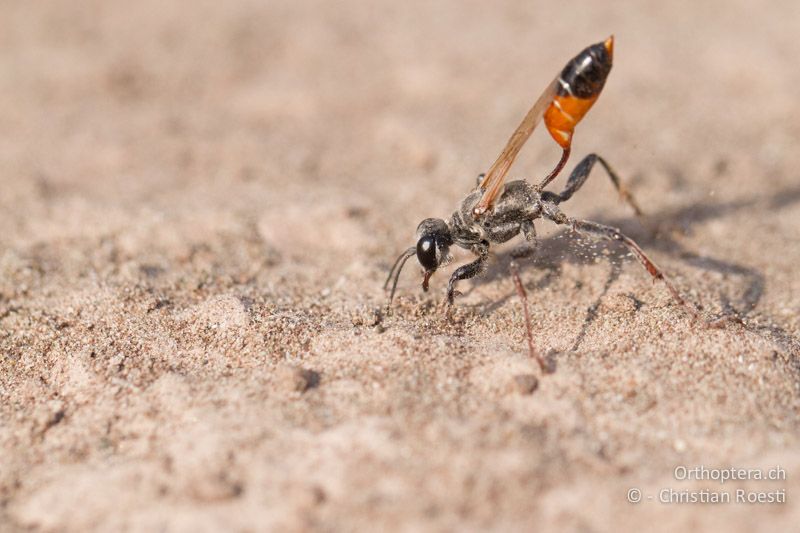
[416,236,438,271]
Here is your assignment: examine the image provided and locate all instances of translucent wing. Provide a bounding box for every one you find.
[473,77,558,216]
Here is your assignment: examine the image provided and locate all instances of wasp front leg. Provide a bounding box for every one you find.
[446,243,489,304]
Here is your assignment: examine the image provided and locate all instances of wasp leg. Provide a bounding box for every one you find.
[446,243,489,305]
[510,220,538,260]
[542,203,706,323]
[507,222,550,371]
[541,153,643,217]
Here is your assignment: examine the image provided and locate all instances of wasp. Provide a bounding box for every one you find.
[384,37,709,370]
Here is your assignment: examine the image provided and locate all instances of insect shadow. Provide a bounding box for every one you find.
[471,183,800,356]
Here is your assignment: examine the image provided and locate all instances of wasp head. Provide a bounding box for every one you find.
[415,218,453,291]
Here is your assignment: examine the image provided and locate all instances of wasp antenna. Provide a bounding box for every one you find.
[385,247,416,306]
[384,246,416,291]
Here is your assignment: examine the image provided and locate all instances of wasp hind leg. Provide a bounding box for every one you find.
[541,153,644,217]
[543,205,718,325]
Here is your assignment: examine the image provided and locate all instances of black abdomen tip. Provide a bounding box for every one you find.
[558,40,614,99]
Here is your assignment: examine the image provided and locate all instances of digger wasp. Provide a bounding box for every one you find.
[384,37,718,371]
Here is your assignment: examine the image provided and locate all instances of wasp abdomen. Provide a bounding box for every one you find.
[558,38,613,99]
[545,36,614,148]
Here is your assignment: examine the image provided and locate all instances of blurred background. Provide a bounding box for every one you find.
[2,0,798,259]
[1,1,798,530]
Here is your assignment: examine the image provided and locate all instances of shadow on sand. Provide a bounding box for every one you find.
[467,184,800,361]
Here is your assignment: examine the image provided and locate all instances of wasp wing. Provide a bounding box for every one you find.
[474,77,558,216]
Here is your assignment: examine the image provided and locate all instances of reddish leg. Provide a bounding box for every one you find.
[555,215,731,328]
[510,261,551,372]
[508,221,553,371]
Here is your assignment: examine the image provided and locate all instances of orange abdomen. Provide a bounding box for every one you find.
[544,35,614,149]
[544,94,600,148]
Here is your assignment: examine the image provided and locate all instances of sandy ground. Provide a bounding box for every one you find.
[1,0,799,531]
